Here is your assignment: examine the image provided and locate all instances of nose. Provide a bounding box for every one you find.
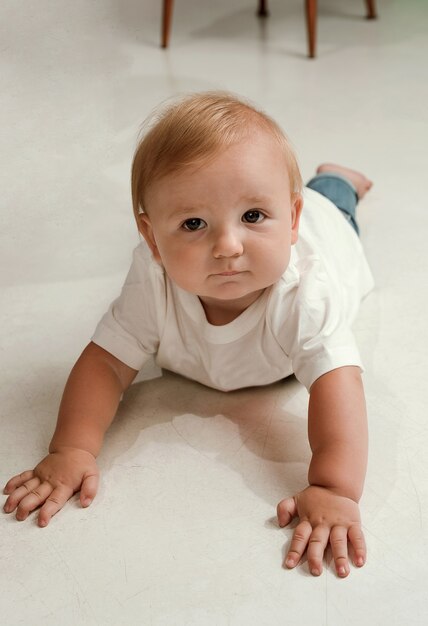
[212,226,244,259]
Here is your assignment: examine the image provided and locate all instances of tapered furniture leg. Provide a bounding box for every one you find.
[257,0,269,17]
[305,0,317,58]
[161,0,377,54]
[162,0,174,48]
[365,0,377,19]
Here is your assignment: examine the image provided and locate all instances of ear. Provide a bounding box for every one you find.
[290,193,303,245]
[137,213,162,264]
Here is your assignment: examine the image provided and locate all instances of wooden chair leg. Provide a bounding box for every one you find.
[161,0,174,48]
[257,0,269,17]
[305,0,317,58]
[365,0,377,19]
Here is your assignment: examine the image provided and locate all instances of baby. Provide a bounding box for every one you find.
[3,92,374,578]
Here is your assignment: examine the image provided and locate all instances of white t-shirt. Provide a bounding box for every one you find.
[92,188,374,391]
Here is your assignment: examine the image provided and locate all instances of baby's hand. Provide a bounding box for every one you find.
[3,447,99,527]
[277,485,366,578]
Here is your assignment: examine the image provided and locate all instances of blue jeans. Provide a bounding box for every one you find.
[306,172,359,235]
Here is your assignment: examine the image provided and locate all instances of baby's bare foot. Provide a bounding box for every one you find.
[316,163,373,199]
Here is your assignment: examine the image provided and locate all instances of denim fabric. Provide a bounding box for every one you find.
[306,172,359,235]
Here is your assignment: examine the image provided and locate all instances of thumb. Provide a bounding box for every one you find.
[277,496,298,527]
[80,472,99,508]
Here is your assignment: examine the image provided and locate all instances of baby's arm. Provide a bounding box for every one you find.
[3,342,138,526]
[277,366,368,577]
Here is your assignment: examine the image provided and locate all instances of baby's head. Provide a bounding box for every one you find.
[132,91,302,220]
[131,92,303,320]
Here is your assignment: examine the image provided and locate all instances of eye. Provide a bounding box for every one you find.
[181,218,207,231]
[242,210,265,224]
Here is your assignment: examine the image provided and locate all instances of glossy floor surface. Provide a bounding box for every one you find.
[1,1,428,624]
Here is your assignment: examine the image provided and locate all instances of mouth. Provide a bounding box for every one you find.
[216,271,242,276]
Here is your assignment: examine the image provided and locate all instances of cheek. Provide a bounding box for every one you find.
[269,249,291,280]
[155,238,204,285]
[253,230,291,272]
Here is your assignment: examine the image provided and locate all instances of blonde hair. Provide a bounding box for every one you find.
[131,91,302,222]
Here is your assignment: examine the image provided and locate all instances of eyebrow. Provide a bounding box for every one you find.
[173,196,270,211]
[165,195,272,220]
[241,195,271,205]
[166,206,206,220]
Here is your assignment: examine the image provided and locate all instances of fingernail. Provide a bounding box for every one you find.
[356,557,364,567]
[311,568,320,576]
[286,558,295,568]
[83,498,91,507]
[338,566,346,576]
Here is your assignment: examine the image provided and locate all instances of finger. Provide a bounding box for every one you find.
[277,497,298,528]
[348,524,366,568]
[330,526,350,578]
[38,485,74,527]
[285,520,312,569]
[15,481,54,521]
[3,470,35,494]
[79,473,99,507]
[307,525,330,576]
[3,477,41,515]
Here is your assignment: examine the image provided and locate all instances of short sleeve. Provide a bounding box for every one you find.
[91,243,166,370]
[291,324,363,391]
[272,258,364,391]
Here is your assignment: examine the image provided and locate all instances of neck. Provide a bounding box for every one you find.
[199,289,265,325]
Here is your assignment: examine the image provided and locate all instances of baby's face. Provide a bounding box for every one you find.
[140,130,302,319]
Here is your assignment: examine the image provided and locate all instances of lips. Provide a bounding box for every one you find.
[216,271,242,276]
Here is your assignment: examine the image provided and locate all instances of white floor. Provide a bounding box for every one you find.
[1,1,428,624]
